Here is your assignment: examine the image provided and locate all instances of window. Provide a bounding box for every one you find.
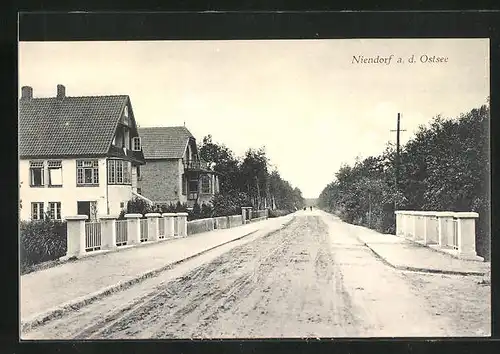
[201,175,211,194]
[137,188,142,195]
[132,137,141,151]
[31,202,44,220]
[189,180,198,193]
[48,160,62,186]
[76,160,99,186]
[107,160,132,185]
[48,202,61,220]
[29,161,44,186]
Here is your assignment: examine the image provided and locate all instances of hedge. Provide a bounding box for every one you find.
[20,219,67,275]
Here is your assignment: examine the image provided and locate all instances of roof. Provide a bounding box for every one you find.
[138,126,194,159]
[19,95,129,158]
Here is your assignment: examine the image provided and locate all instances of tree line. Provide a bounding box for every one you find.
[198,135,305,214]
[318,100,490,260]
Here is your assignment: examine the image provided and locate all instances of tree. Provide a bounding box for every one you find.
[318,99,490,259]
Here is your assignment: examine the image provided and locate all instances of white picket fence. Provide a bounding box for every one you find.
[115,220,128,246]
[66,209,270,259]
[85,221,102,252]
[173,215,179,236]
[158,218,165,239]
[140,219,148,242]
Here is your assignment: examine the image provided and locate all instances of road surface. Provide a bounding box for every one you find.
[23,210,490,339]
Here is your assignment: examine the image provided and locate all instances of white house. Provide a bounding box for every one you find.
[18,84,147,221]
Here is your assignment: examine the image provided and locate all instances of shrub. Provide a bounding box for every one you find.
[126,197,153,216]
[118,209,126,220]
[268,209,290,218]
[212,192,251,217]
[201,203,213,219]
[159,203,177,213]
[189,203,202,221]
[175,201,188,212]
[20,219,67,274]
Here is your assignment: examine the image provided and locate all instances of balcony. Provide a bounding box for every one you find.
[183,160,208,171]
[108,145,145,165]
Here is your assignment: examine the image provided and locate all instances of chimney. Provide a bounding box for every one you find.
[57,84,66,99]
[21,86,33,100]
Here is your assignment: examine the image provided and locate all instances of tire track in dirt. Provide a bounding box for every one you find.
[197,215,359,338]
[93,220,299,339]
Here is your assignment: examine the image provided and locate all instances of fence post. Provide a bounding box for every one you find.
[394,211,401,236]
[437,212,454,248]
[65,215,88,257]
[100,215,117,250]
[421,212,433,245]
[241,207,247,224]
[125,213,142,245]
[162,213,176,238]
[177,212,188,237]
[455,212,480,259]
[146,213,161,242]
[402,212,410,239]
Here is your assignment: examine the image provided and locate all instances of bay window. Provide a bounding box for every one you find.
[108,159,132,185]
[201,175,211,194]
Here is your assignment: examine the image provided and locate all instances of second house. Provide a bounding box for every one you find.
[137,126,220,208]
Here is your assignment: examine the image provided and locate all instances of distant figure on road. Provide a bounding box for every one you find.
[310,206,312,211]
[303,207,306,211]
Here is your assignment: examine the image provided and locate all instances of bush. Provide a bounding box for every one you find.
[20,219,67,274]
[201,203,213,219]
[126,197,153,216]
[212,192,251,217]
[268,209,291,218]
[189,202,202,221]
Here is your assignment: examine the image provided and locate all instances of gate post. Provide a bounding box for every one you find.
[437,212,454,248]
[146,213,161,242]
[177,212,188,237]
[64,215,88,258]
[100,215,117,250]
[125,213,142,245]
[162,213,175,238]
[455,212,481,259]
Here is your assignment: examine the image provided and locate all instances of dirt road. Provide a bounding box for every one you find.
[23,211,490,339]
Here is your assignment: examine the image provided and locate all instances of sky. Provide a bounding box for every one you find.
[18,39,489,198]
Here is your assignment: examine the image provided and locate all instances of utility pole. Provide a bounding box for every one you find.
[390,113,406,209]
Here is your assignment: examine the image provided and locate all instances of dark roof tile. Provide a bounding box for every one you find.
[138,126,194,159]
[19,95,128,157]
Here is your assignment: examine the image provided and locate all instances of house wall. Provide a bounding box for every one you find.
[138,159,186,205]
[108,185,133,216]
[19,158,139,220]
[19,158,107,220]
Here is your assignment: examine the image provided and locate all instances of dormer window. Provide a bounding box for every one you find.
[132,137,141,151]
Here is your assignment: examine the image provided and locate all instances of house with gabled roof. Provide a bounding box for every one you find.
[137,126,220,208]
[18,84,147,221]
